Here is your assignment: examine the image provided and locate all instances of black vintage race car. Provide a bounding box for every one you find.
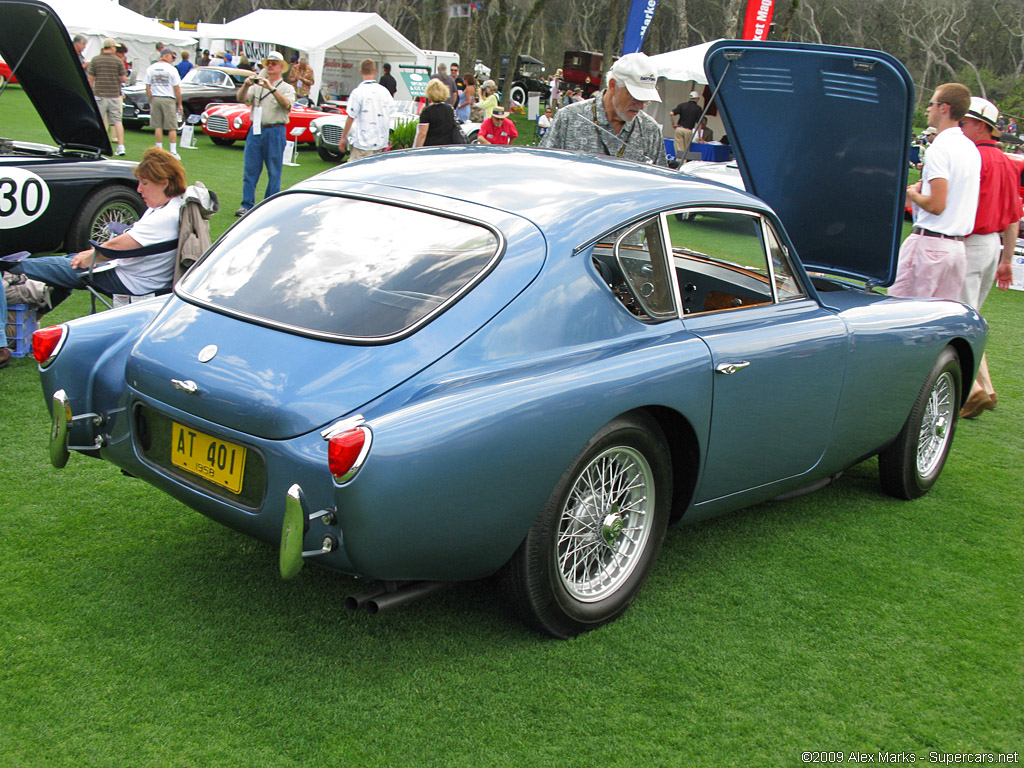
[0,0,145,255]
[121,66,253,127]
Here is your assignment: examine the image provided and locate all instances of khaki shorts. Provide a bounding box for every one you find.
[673,126,693,157]
[95,97,123,126]
[150,97,179,131]
[348,146,382,163]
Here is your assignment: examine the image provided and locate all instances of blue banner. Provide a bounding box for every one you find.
[621,0,660,55]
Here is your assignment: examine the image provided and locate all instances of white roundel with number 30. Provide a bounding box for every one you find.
[0,167,51,229]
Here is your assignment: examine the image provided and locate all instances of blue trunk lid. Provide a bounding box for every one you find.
[126,210,545,440]
[705,41,914,286]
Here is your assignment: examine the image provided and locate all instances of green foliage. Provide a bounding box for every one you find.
[2,84,1023,767]
[389,116,420,149]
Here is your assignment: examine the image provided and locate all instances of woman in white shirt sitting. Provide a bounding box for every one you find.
[1,147,186,307]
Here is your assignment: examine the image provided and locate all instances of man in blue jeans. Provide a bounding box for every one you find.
[235,51,296,217]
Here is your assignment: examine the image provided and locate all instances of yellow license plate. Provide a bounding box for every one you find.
[171,422,247,494]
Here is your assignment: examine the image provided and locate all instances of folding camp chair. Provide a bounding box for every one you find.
[85,181,219,313]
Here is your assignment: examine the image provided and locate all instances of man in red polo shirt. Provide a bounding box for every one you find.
[958,97,1023,419]
[477,107,518,145]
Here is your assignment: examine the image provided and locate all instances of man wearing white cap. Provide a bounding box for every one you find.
[957,97,1022,418]
[144,49,183,157]
[540,52,667,166]
[671,91,702,157]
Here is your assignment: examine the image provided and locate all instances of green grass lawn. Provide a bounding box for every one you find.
[2,85,1022,766]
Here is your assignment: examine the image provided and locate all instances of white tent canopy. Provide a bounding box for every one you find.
[212,10,425,101]
[45,0,195,76]
[648,39,720,84]
[195,22,234,58]
[646,40,726,144]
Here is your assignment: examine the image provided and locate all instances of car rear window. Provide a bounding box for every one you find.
[178,193,502,341]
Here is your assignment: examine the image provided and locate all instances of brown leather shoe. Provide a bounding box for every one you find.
[0,347,10,368]
[960,389,994,420]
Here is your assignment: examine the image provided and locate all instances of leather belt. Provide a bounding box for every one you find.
[912,227,964,241]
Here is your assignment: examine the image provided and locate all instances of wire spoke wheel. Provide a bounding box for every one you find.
[879,346,960,500]
[503,413,671,638]
[556,446,655,602]
[916,370,955,478]
[90,200,140,243]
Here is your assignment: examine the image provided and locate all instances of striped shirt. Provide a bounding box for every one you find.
[88,53,126,99]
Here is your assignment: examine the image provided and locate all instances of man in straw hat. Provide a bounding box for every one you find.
[477,106,518,145]
[957,97,1022,418]
[235,51,295,217]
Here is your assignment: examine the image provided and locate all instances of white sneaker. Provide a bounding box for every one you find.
[170,151,181,159]
[115,146,126,156]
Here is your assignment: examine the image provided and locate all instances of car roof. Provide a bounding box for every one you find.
[298,146,761,244]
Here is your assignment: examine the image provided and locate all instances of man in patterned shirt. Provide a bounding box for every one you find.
[540,52,667,167]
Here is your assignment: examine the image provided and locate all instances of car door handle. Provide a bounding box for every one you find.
[715,361,751,375]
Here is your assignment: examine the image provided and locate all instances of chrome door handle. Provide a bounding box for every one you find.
[715,361,751,375]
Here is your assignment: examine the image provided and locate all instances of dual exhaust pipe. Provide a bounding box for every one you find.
[346,580,453,614]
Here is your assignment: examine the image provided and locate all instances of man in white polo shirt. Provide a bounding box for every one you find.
[144,49,183,157]
[890,82,980,300]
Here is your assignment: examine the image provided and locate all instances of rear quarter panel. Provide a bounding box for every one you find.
[326,244,715,581]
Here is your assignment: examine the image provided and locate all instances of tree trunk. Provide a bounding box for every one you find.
[724,0,745,39]
[601,0,627,66]
[501,0,550,107]
[674,0,688,48]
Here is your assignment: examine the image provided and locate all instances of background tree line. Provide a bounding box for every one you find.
[123,0,1024,118]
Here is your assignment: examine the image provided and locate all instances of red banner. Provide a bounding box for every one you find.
[741,0,775,40]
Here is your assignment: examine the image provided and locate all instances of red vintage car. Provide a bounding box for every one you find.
[0,54,19,86]
[200,101,342,146]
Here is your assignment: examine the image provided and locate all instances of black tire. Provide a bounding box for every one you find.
[510,84,527,106]
[210,136,235,146]
[878,346,961,500]
[503,413,672,638]
[65,185,145,252]
[0,74,8,88]
[317,145,348,162]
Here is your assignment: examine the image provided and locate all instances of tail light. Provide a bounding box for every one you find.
[33,325,66,366]
[327,425,372,483]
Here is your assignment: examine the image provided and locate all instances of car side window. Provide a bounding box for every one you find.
[609,218,676,320]
[763,222,805,301]
[665,209,804,315]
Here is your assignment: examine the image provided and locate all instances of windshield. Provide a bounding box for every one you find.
[183,68,229,87]
[178,193,502,342]
[519,61,544,79]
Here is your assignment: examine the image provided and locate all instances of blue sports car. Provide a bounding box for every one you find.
[33,42,986,637]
